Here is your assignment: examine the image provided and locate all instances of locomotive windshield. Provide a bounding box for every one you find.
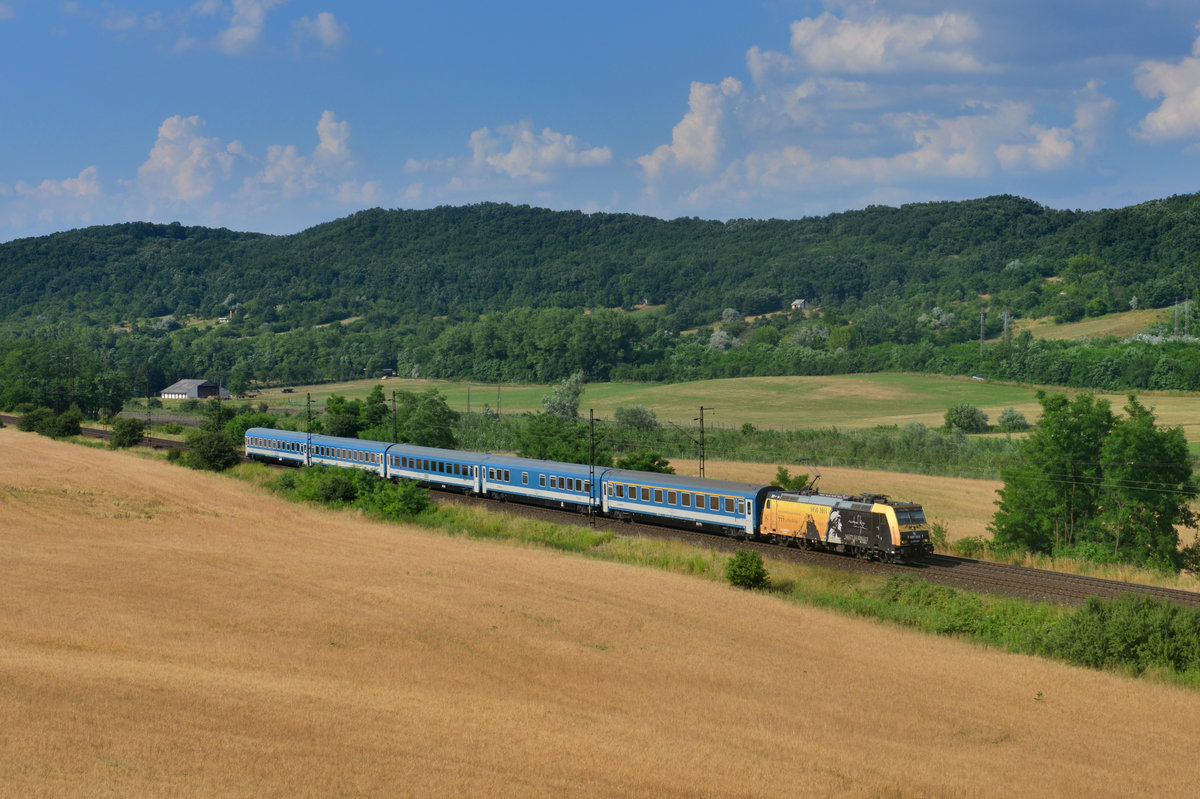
[895,508,927,526]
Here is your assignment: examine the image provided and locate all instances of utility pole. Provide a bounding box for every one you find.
[589,409,596,527]
[391,390,398,443]
[466,385,471,414]
[979,310,986,363]
[1175,298,1180,337]
[694,407,711,479]
[305,392,312,466]
[497,377,501,417]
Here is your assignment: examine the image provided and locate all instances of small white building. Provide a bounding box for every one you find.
[791,298,810,310]
[160,379,231,400]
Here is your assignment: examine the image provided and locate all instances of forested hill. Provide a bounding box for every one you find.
[4,193,1200,332]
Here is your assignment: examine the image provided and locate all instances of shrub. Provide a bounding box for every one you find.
[1045,595,1200,674]
[17,407,53,432]
[182,428,240,471]
[997,407,1029,432]
[725,549,770,590]
[110,417,146,448]
[944,403,989,433]
[48,408,84,438]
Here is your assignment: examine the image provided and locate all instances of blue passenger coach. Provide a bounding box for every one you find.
[245,427,312,467]
[478,454,606,512]
[305,432,392,476]
[602,470,775,537]
[385,443,482,493]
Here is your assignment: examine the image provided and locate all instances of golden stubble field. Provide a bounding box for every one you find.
[5,428,1200,797]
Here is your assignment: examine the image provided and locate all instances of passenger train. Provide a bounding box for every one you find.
[245,427,934,561]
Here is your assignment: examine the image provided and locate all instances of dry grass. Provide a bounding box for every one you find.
[6,428,1200,797]
[1015,307,1169,341]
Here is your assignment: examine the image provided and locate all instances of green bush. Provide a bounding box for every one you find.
[997,407,1029,432]
[276,466,431,518]
[17,407,53,432]
[182,428,240,471]
[1045,595,1200,674]
[110,417,146,448]
[944,403,989,433]
[725,549,770,590]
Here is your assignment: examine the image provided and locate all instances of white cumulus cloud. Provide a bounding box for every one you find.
[1135,33,1200,140]
[787,11,983,75]
[637,77,742,181]
[216,0,287,54]
[292,11,346,52]
[16,166,102,200]
[137,115,241,203]
[241,110,371,202]
[466,121,611,181]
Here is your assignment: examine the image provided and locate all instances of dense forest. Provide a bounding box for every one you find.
[3,193,1200,408]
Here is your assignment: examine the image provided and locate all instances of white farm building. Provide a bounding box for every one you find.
[160,379,231,400]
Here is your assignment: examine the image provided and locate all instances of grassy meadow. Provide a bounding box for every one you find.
[1014,306,1172,341]
[250,372,1200,444]
[6,428,1200,796]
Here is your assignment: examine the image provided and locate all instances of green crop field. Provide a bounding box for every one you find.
[249,373,1200,442]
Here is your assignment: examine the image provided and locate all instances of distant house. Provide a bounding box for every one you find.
[160,379,231,400]
[791,299,810,310]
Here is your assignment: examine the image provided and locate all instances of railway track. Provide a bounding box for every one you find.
[8,413,1200,609]
[427,487,1200,609]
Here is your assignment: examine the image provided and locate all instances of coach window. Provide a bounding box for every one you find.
[615,485,624,498]
[584,481,591,493]
[737,499,746,514]
[522,472,529,485]
[539,475,546,487]
[682,493,691,508]
[640,487,649,501]
[724,498,735,513]
[667,491,677,505]
[654,489,663,504]
[504,470,511,482]
[550,476,557,489]
[488,468,495,480]
[709,495,719,511]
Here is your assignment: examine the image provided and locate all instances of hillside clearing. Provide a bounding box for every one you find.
[4,428,1200,796]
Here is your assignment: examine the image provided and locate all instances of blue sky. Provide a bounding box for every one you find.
[3,1,1200,241]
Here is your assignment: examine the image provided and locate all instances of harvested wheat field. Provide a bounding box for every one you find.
[5,428,1200,797]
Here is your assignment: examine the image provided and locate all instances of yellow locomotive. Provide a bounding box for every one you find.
[759,491,933,562]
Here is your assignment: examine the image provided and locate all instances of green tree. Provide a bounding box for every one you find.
[615,451,674,473]
[404,389,458,448]
[1097,396,1198,568]
[944,403,989,433]
[516,413,612,465]
[991,392,1114,554]
[613,404,659,431]
[541,371,585,419]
